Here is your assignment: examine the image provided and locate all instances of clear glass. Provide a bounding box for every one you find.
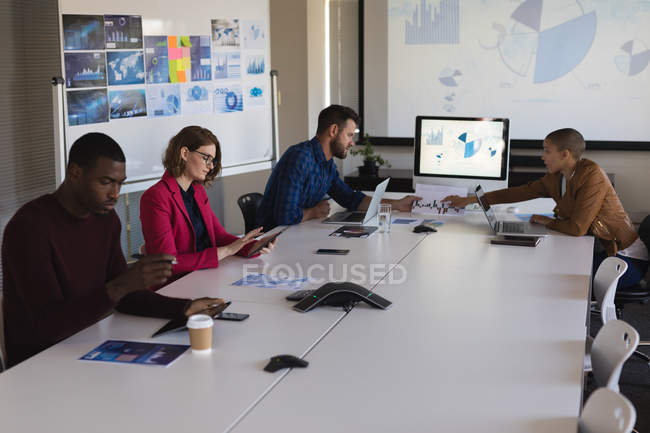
[378,203,391,233]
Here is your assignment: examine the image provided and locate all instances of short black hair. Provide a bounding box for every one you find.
[545,128,585,160]
[68,133,125,170]
[316,105,360,134]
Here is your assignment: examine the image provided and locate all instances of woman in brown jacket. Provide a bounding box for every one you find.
[444,128,648,289]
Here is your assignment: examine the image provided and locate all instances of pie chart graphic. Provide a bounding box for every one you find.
[498,0,597,83]
[439,68,463,87]
[456,132,481,158]
[615,40,650,76]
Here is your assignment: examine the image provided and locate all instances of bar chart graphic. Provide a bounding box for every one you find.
[405,0,459,45]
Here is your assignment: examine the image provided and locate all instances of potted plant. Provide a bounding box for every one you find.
[351,134,390,177]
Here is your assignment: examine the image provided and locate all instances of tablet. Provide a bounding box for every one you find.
[247,227,287,258]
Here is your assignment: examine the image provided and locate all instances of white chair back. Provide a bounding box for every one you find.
[591,320,639,392]
[578,387,636,433]
[593,257,628,324]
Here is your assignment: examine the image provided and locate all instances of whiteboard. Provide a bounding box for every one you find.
[58,0,272,190]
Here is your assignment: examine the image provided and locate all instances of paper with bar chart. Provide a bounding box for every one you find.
[412,184,467,215]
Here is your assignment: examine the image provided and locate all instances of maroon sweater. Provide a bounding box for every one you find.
[2,194,190,367]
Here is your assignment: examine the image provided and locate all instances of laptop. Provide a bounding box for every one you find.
[475,185,548,237]
[322,178,390,225]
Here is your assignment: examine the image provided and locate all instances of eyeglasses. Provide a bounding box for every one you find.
[191,150,216,167]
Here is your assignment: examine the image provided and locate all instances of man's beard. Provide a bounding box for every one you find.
[332,136,348,159]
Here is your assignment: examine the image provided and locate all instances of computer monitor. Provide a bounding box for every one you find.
[413,116,510,192]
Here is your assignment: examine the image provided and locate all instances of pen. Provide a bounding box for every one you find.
[131,253,178,265]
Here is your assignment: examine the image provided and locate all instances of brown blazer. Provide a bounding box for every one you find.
[485,159,638,256]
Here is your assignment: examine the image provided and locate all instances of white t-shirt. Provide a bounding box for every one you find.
[618,237,649,261]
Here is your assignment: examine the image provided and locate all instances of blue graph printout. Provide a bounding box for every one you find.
[246,54,265,74]
[109,89,147,119]
[190,36,212,81]
[104,15,143,49]
[232,273,310,290]
[214,84,243,112]
[107,51,145,86]
[246,84,265,106]
[212,53,242,79]
[62,15,105,50]
[181,83,212,114]
[65,52,107,88]
[67,89,109,126]
[144,36,169,84]
[80,340,189,367]
[212,18,240,48]
[405,0,459,44]
[146,84,181,117]
[243,21,266,49]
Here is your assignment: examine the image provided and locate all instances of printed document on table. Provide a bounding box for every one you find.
[412,184,468,215]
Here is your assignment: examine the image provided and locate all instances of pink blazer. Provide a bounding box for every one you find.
[140,171,255,284]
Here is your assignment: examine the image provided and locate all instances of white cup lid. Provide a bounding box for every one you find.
[186,314,213,329]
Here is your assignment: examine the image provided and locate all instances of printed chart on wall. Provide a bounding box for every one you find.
[385,0,650,142]
[59,0,272,186]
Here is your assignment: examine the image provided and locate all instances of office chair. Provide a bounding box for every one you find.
[592,257,628,324]
[578,387,636,433]
[237,192,263,233]
[585,320,639,392]
[614,215,650,362]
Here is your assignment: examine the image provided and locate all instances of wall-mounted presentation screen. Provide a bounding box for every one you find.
[414,116,509,180]
[364,0,650,146]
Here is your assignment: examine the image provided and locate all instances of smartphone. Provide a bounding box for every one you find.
[247,227,287,258]
[215,312,250,321]
[316,249,350,255]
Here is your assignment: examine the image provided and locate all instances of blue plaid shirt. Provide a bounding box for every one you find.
[256,137,365,230]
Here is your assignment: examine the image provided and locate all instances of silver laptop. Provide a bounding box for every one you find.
[475,185,548,237]
[322,178,390,225]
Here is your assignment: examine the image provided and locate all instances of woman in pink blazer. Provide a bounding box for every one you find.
[140,126,275,285]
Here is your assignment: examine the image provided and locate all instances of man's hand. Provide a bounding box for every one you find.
[441,195,476,208]
[303,200,330,222]
[218,227,264,260]
[389,195,423,212]
[530,214,553,226]
[184,297,227,317]
[106,254,175,303]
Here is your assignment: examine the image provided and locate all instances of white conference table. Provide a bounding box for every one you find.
[0,210,426,433]
[234,212,594,433]
[0,201,594,433]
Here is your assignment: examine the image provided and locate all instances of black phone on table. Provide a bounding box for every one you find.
[316,249,350,255]
[215,312,250,321]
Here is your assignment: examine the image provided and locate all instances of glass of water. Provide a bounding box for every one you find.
[378,203,391,233]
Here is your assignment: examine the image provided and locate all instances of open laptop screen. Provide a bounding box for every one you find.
[475,186,498,231]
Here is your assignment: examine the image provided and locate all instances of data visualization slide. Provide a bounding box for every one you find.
[418,118,505,178]
[64,52,107,88]
[104,15,142,49]
[107,51,145,86]
[382,0,650,142]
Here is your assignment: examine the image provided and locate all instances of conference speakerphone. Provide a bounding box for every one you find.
[292,282,392,313]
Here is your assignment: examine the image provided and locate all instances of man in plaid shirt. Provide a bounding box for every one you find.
[257,105,419,230]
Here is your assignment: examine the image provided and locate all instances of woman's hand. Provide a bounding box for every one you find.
[250,234,278,256]
[441,195,476,208]
[217,227,264,260]
[530,214,553,226]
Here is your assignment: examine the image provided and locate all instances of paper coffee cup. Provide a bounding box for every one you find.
[187,314,213,352]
